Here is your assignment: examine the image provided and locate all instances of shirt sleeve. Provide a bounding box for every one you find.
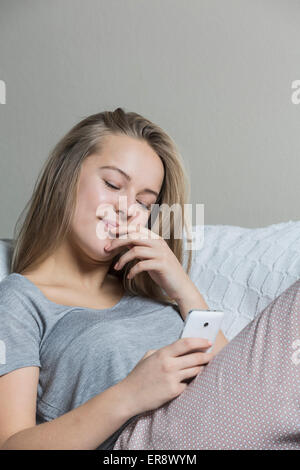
[0,300,41,377]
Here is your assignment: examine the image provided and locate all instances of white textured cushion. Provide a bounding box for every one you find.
[183,220,300,340]
[2,220,300,341]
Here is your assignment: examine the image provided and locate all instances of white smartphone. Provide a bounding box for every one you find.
[180,309,224,353]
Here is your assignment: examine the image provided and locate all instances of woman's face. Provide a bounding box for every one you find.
[69,133,165,262]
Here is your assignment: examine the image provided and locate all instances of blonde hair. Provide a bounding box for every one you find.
[11,108,193,306]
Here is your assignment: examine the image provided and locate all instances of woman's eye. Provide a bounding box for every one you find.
[104,180,151,210]
[104,181,120,190]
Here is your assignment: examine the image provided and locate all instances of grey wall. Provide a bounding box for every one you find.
[1,0,300,239]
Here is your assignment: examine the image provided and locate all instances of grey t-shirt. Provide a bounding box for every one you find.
[0,272,185,449]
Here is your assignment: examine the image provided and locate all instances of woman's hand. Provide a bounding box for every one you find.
[104,223,196,303]
[118,337,214,416]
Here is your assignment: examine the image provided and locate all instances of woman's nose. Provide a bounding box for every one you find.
[116,194,137,219]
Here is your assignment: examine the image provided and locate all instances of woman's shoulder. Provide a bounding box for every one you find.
[0,272,41,312]
[0,273,46,338]
[0,272,24,299]
[0,271,32,288]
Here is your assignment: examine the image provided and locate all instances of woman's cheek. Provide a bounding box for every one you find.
[95,217,111,242]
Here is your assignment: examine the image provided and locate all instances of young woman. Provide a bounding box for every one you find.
[0,108,299,450]
[0,107,226,450]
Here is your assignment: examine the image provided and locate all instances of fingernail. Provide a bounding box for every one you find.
[105,244,111,250]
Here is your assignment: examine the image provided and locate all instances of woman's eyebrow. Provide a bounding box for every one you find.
[99,165,159,197]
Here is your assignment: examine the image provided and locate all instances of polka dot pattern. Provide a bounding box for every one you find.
[113,279,300,449]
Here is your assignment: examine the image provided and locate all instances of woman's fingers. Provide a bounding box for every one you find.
[177,365,205,382]
[108,224,161,244]
[115,246,153,270]
[166,337,213,358]
[174,350,214,369]
[111,223,160,239]
[127,259,160,279]
[106,231,154,250]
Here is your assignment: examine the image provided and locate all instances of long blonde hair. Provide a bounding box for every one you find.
[11,108,193,306]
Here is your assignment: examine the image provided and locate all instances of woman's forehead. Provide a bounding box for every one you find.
[87,139,165,188]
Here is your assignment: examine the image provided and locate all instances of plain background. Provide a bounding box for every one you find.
[0,0,300,239]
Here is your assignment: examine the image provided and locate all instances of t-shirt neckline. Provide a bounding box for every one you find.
[11,272,129,312]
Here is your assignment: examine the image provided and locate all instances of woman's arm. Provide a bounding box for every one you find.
[0,367,136,450]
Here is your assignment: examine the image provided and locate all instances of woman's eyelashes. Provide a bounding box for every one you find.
[103,180,151,210]
[104,180,120,190]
